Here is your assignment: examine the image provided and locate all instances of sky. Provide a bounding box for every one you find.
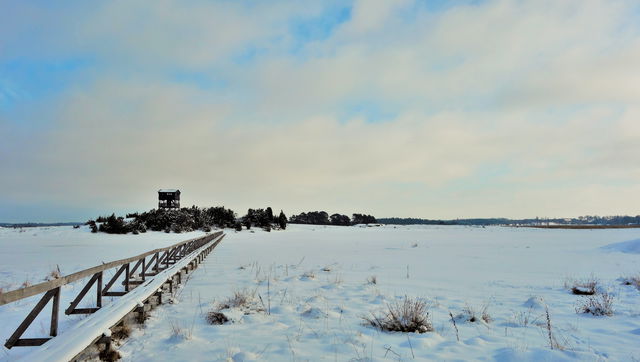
[1,0,640,222]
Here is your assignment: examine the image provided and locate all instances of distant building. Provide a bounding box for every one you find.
[158,189,180,209]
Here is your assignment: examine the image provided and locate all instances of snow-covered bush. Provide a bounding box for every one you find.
[576,292,614,316]
[364,296,433,333]
[566,277,598,295]
[98,214,130,234]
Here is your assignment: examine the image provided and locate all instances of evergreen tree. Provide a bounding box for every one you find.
[266,207,274,223]
[330,213,351,226]
[278,210,287,229]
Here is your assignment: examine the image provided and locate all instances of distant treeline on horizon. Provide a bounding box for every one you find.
[378,215,640,226]
[0,222,82,228]
[288,211,377,226]
[4,213,640,229]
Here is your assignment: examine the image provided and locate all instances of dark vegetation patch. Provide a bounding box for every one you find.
[567,277,598,295]
[87,206,288,234]
[99,348,121,361]
[289,211,376,226]
[206,311,229,325]
[111,323,131,340]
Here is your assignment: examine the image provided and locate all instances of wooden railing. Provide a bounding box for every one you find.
[1,231,223,349]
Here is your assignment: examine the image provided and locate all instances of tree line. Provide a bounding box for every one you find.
[288,211,377,226]
[88,206,287,234]
[377,215,640,226]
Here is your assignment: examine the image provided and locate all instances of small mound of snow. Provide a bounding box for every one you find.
[601,239,640,254]
[523,296,545,309]
[232,351,258,361]
[301,307,328,319]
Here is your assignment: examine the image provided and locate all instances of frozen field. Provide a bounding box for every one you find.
[120,224,639,361]
[2,224,640,361]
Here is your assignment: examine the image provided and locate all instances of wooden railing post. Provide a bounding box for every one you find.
[96,271,102,308]
[50,287,60,337]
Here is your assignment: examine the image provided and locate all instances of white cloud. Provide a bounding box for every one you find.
[2,0,640,219]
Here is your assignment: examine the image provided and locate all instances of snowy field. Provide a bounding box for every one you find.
[2,224,640,361]
[117,224,639,361]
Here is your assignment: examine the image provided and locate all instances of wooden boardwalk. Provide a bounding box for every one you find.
[1,231,224,359]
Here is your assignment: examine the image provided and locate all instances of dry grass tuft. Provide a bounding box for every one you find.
[218,289,256,310]
[217,288,264,314]
[169,320,193,340]
[576,292,614,316]
[364,296,433,333]
[459,303,492,323]
[510,307,541,328]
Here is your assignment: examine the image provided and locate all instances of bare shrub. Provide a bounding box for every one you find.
[566,276,598,295]
[510,307,541,327]
[367,275,377,285]
[411,243,418,248]
[621,274,640,290]
[218,289,256,310]
[206,311,229,325]
[458,303,492,323]
[576,292,614,316]
[364,296,433,333]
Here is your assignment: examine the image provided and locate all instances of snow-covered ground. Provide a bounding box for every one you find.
[116,224,640,361]
[2,224,640,361]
